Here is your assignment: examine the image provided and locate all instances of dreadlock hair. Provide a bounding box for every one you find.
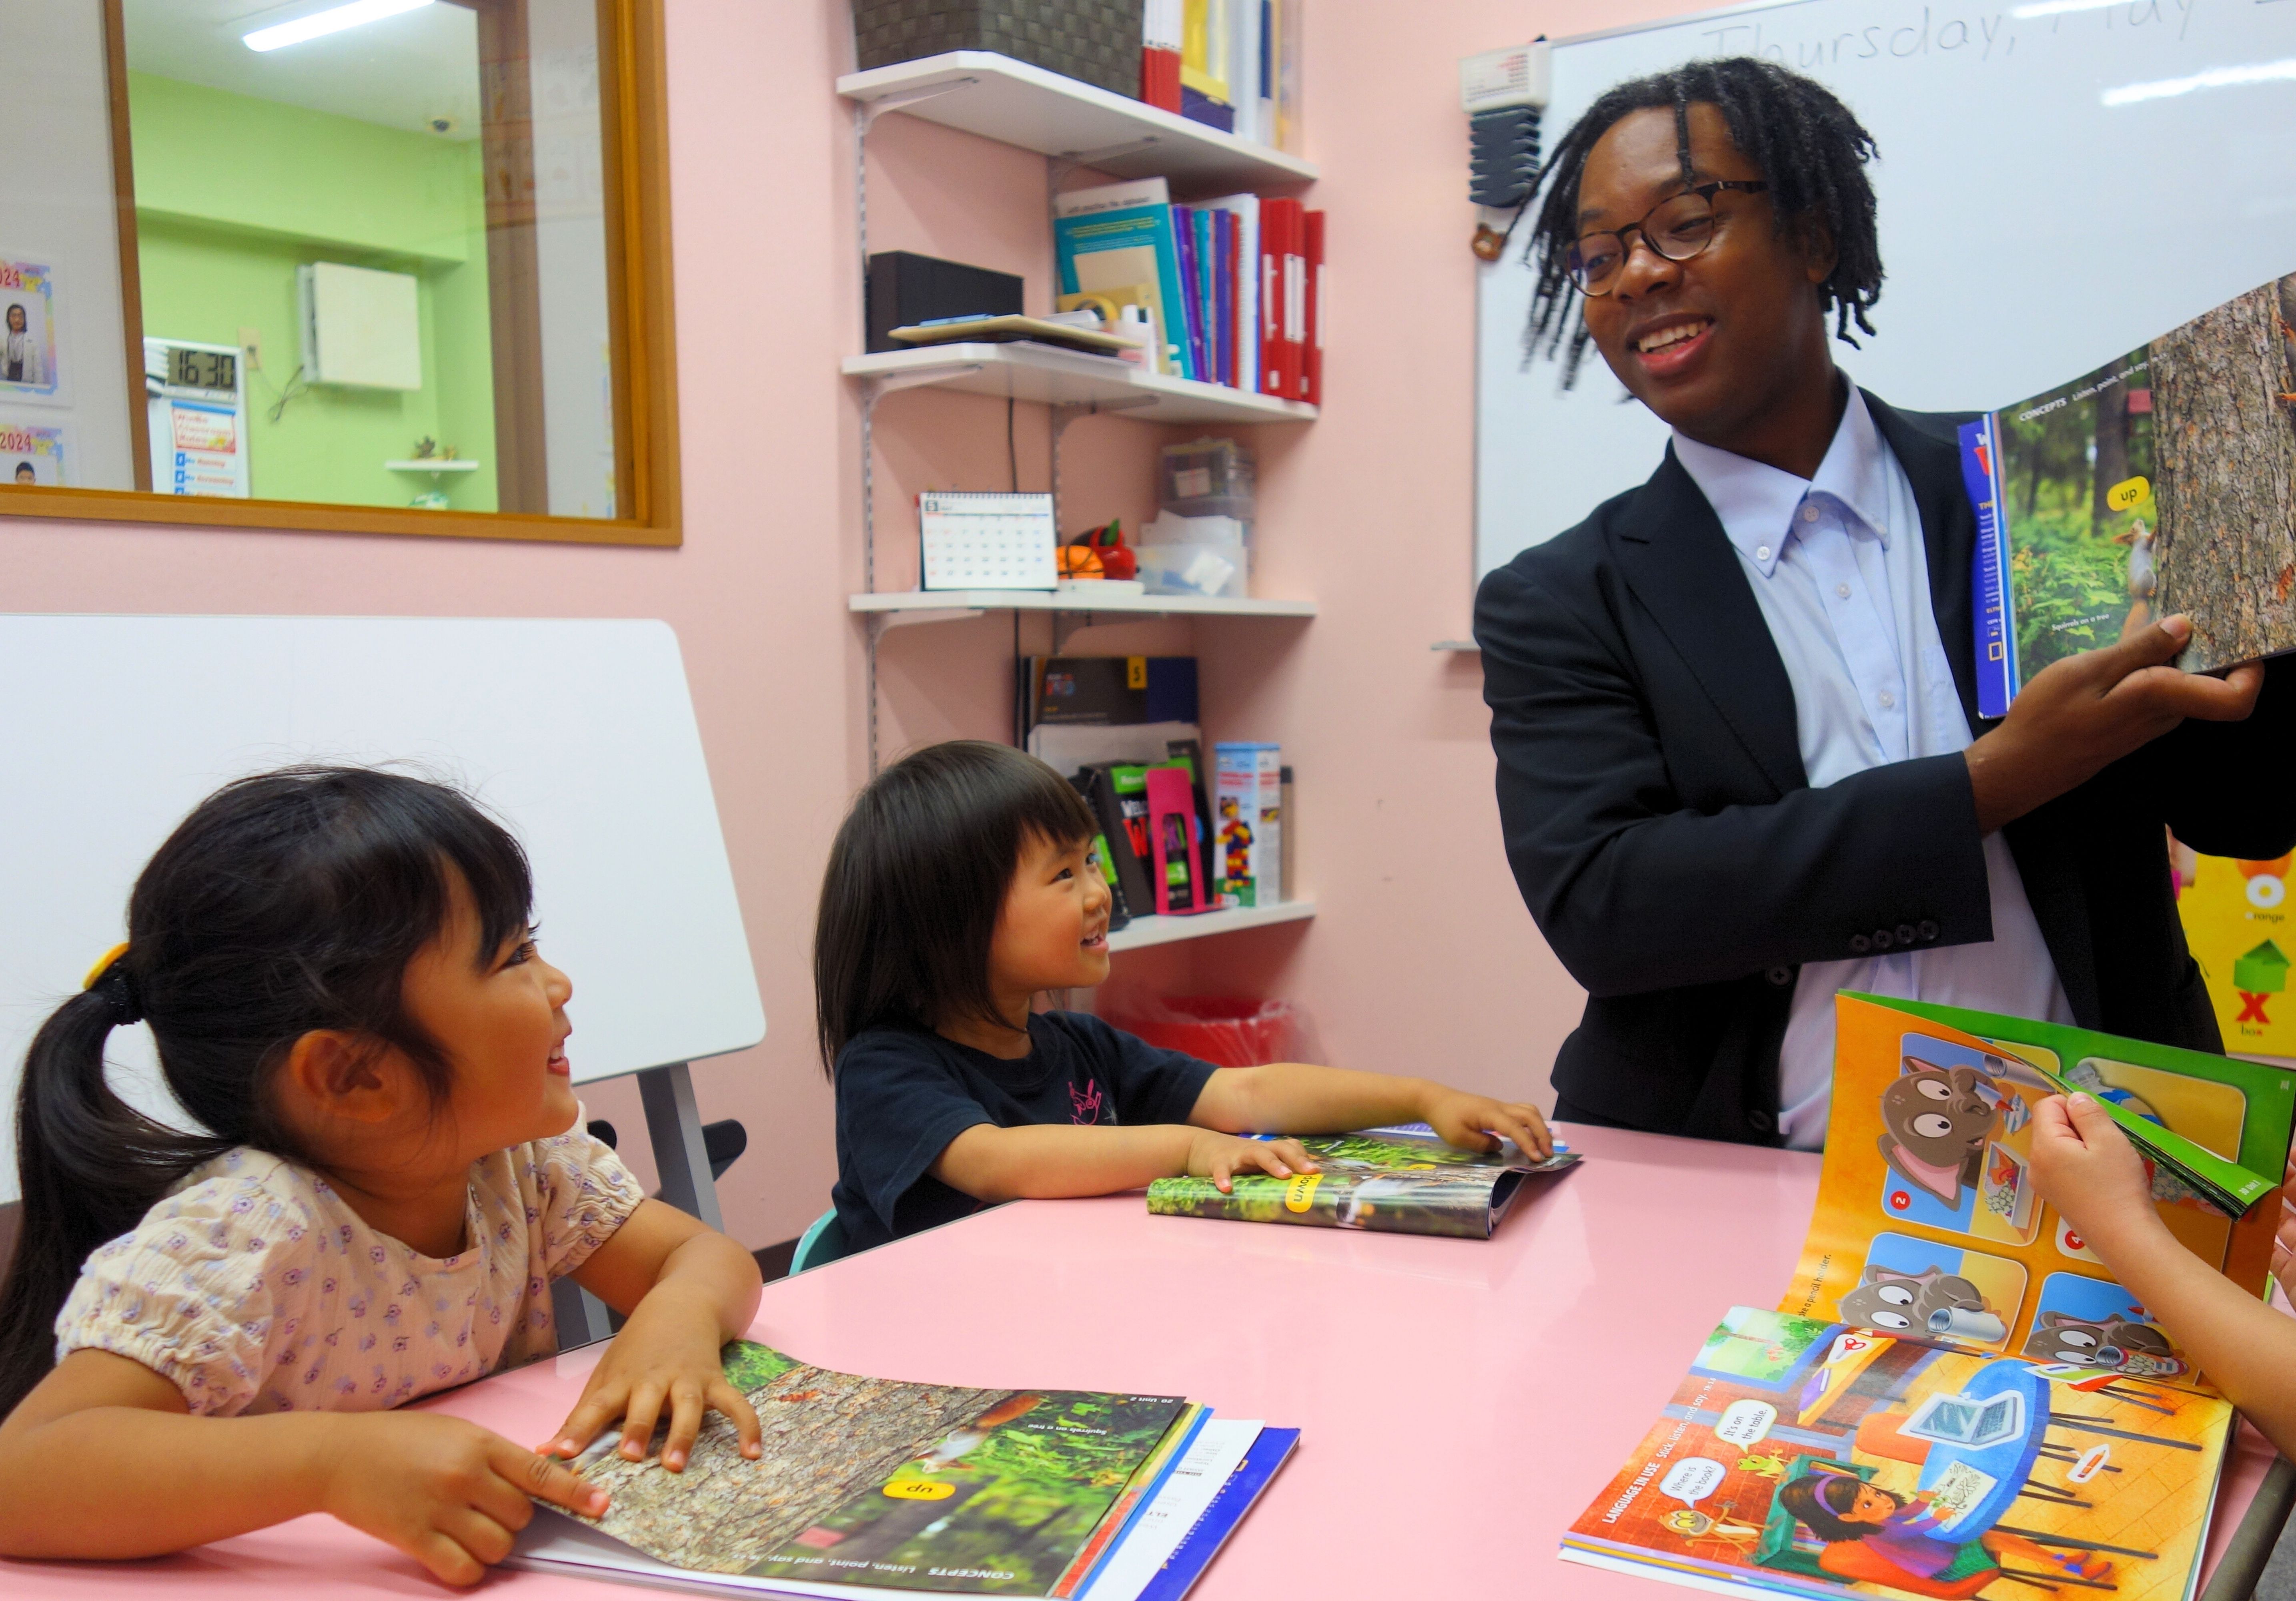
[0,766,533,1417]
[1521,57,1882,389]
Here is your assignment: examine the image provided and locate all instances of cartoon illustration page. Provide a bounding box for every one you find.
[1781,996,2246,1395]
[1562,1307,2233,1601]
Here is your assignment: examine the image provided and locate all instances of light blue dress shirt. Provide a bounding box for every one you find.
[1672,387,2073,1150]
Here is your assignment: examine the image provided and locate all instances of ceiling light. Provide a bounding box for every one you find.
[2102,57,2296,106]
[244,0,434,53]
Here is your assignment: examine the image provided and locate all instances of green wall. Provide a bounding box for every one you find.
[128,72,497,511]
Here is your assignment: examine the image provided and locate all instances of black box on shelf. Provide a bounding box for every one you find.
[853,1,1145,101]
[865,251,1026,354]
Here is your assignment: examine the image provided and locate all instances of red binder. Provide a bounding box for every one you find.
[1257,199,1301,400]
[1302,209,1325,407]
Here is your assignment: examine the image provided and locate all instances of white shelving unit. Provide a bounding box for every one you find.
[837,52,1317,187]
[853,589,1315,625]
[1106,900,1316,952]
[844,343,1315,425]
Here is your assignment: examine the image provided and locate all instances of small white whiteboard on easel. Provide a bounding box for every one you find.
[0,615,767,1206]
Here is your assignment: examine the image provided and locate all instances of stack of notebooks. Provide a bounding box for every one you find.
[1137,0,1301,153]
[1559,992,2296,1599]
[1053,179,1323,404]
[510,1340,1294,1600]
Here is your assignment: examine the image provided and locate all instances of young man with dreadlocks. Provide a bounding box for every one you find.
[1474,58,2296,1149]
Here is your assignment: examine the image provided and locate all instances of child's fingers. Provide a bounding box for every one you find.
[1211,1151,1235,1193]
[2063,1091,2123,1144]
[545,1384,627,1458]
[1488,1106,1550,1159]
[1266,1138,1317,1173]
[660,1380,709,1471]
[436,1506,518,1567]
[411,1529,488,1588]
[711,1378,765,1459]
[490,1439,610,1519]
[1244,1144,1297,1180]
[619,1380,670,1461]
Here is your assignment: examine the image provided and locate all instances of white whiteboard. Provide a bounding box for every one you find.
[0,616,766,1204]
[1477,0,2296,580]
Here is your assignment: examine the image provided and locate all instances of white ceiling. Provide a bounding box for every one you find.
[122,0,483,141]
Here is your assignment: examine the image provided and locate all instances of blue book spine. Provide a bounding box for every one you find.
[1214,210,1235,387]
[1054,205,1197,382]
[1174,209,1207,383]
[1128,1427,1299,1601]
[1959,415,2016,718]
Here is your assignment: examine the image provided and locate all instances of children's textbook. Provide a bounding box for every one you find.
[1963,270,2296,715]
[507,1340,1298,1601]
[1145,1124,1579,1239]
[1562,992,2296,1600]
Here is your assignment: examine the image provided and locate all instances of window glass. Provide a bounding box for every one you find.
[12,0,625,519]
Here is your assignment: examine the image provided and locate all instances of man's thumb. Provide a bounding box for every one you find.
[2105,614,2192,672]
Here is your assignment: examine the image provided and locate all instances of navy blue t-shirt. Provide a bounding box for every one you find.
[830,1011,1219,1252]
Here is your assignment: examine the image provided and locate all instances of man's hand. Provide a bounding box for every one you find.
[1186,1130,1318,1194]
[1965,614,2262,834]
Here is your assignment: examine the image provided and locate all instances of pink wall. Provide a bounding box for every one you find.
[1,0,1703,1249]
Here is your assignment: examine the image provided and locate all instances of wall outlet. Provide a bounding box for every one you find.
[238,326,262,371]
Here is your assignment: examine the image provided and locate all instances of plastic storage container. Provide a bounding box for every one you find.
[1137,509,1250,598]
[1158,437,1256,523]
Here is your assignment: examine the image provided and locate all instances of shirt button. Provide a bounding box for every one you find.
[1897,924,1917,946]
[1755,545,1771,562]
[1765,966,1793,986]
[1747,1109,1776,1133]
[1877,690,1896,709]
[1835,583,1851,599]
[1850,934,1871,954]
[1801,505,1820,523]
[1873,928,1894,951]
[1919,919,1940,941]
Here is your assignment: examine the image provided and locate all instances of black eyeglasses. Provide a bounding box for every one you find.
[1566,181,1770,296]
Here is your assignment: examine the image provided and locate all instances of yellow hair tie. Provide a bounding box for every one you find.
[83,941,131,991]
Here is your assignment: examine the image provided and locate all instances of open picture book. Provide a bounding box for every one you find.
[1561,993,2296,1600]
[1144,1123,1580,1238]
[507,1340,1297,1601]
[1961,269,2296,716]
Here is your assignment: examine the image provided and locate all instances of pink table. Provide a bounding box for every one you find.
[6,1124,2282,1598]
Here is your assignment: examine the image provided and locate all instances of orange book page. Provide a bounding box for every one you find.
[1780,995,2277,1394]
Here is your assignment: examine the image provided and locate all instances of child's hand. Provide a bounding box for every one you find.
[542,1284,763,1473]
[321,1411,608,1587]
[1421,1089,1553,1160]
[1187,1130,1319,1194]
[2029,1093,2162,1256]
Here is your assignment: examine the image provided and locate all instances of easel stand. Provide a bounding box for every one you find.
[551,1060,723,1344]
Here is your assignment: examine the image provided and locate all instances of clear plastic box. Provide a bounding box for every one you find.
[1159,437,1256,522]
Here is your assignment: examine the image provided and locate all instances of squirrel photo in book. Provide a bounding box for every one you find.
[1876,1060,2000,1207]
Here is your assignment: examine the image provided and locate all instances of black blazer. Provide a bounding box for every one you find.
[1474,391,2296,1146]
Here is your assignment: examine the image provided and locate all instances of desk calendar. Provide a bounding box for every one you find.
[919,491,1058,590]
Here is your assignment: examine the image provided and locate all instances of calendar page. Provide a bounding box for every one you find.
[920,492,1058,591]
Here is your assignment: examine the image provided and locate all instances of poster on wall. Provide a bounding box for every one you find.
[0,412,70,486]
[2175,837,2296,1060]
[0,254,65,405]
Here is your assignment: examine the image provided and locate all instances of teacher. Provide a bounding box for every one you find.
[1473,59,2296,1148]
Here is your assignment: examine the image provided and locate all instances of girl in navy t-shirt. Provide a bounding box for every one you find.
[815,740,1551,1251]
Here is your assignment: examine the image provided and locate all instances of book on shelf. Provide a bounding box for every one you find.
[1559,991,2296,1599]
[1147,1123,1579,1237]
[1140,0,1182,114]
[1961,269,2296,716]
[1199,194,1260,395]
[1054,180,1195,382]
[1301,209,1324,407]
[506,1339,1297,1600]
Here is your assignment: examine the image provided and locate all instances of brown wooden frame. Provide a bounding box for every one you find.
[14,0,679,548]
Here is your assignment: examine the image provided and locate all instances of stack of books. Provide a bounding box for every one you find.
[1054,179,1323,402]
[1138,0,1301,153]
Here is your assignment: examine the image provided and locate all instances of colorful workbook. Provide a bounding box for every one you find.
[507,1340,1296,1600]
[1145,1124,1579,1238]
[1963,269,2296,716]
[1561,992,2296,1599]
[1054,181,1196,383]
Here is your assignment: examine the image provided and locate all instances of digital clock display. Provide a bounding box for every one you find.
[168,348,236,392]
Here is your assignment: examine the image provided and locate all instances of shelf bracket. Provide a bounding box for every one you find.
[868,607,985,639]
[1049,136,1162,181]
[857,78,978,136]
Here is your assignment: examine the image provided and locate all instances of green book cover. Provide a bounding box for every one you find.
[1858,995,2296,1218]
[1146,1125,1579,1239]
[565,1341,1190,1593]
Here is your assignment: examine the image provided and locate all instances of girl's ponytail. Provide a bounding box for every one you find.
[0,765,533,1419]
[0,971,231,1414]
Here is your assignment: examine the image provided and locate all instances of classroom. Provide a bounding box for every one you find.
[3,1,2296,1598]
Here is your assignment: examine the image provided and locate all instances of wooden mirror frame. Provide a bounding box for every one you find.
[6,0,679,548]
